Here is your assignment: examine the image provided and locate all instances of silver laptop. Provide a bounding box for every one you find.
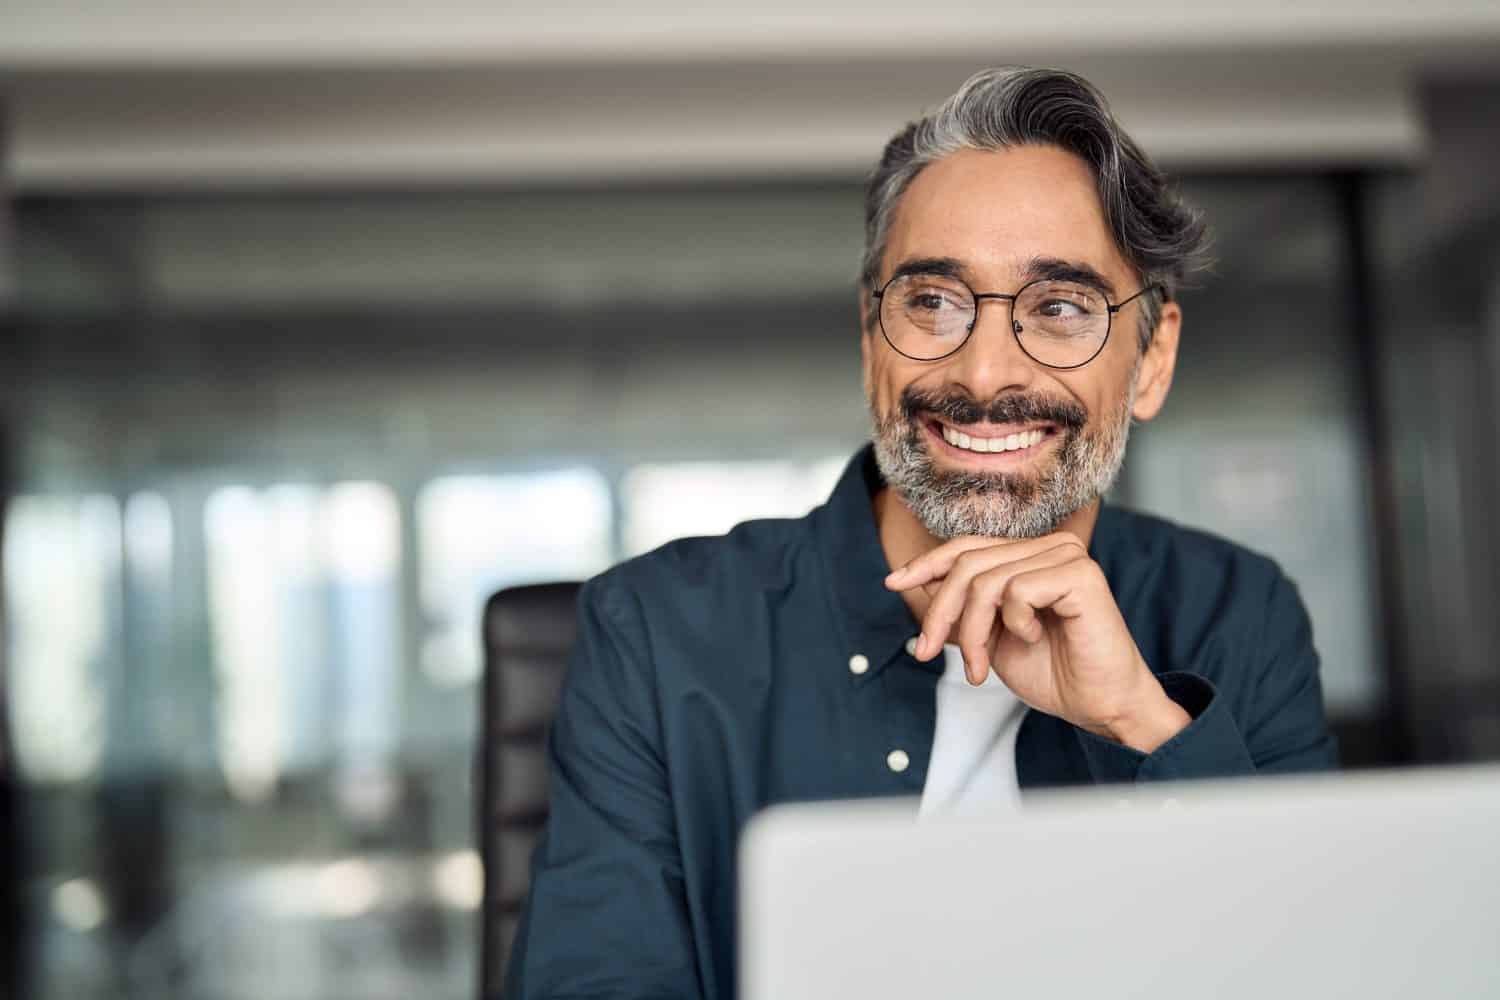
[739,766,1500,1000]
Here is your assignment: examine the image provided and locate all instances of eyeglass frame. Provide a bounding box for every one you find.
[869,272,1162,370]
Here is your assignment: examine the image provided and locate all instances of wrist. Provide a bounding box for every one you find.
[1096,671,1192,754]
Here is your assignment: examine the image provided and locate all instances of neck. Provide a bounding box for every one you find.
[872,488,1102,622]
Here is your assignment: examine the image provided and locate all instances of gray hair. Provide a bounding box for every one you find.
[861,66,1211,350]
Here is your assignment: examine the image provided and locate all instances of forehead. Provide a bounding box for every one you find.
[881,145,1131,287]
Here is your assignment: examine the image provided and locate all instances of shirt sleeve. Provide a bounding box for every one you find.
[1074,570,1339,784]
[503,578,704,1000]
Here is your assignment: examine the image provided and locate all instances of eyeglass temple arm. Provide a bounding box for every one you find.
[1109,283,1163,313]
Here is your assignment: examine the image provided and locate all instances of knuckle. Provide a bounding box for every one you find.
[974,567,1008,596]
[1006,577,1035,604]
[1054,533,1087,555]
[1070,559,1106,591]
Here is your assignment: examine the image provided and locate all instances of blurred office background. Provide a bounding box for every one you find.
[2,2,1499,997]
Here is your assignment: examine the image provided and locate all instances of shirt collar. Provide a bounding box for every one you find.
[813,445,924,678]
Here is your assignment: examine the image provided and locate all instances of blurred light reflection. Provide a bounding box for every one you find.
[431,850,483,911]
[51,878,108,933]
[204,481,404,802]
[205,486,294,802]
[621,457,845,556]
[416,470,612,688]
[3,494,118,782]
[316,858,383,919]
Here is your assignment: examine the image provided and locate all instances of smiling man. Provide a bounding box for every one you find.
[504,67,1336,1000]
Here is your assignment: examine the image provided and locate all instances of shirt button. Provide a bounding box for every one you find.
[886,749,910,773]
[848,654,869,676]
[904,636,919,657]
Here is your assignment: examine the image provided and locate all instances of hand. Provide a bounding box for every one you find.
[885,533,1190,753]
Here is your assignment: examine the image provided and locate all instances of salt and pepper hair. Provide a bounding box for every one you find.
[861,66,1212,350]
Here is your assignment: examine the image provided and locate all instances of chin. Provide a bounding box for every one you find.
[911,489,1068,541]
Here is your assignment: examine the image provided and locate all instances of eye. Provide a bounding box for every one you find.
[904,287,965,313]
[1037,296,1092,319]
[882,273,975,341]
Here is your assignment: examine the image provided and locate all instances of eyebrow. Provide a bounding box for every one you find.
[886,254,1120,299]
[887,256,969,283]
[1021,256,1119,299]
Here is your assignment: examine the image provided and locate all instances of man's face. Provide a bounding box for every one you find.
[862,145,1180,540]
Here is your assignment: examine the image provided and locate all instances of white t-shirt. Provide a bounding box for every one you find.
[918,643,1028,816]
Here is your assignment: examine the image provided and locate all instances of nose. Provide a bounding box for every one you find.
[945,298,1037,399]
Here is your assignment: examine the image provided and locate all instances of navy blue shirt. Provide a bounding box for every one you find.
[504,446,1337,999]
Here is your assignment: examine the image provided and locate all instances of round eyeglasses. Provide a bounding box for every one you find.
[871,272,1160,369]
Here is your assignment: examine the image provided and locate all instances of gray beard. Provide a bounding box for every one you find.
[869,388,1135,540]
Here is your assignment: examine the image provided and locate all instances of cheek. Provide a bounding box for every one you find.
[872,361,930,421]
[864,349,899,412]
[1066,351,1135,421]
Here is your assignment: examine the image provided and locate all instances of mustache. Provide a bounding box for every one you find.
[897,386,1087,431]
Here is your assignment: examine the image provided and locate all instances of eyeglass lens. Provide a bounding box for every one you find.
[880,273,1110,367]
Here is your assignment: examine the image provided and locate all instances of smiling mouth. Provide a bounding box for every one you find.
[925,419,1058,457]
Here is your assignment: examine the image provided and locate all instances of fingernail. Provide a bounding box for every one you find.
[915,632,929,658]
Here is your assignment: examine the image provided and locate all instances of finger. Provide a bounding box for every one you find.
[955,578,1002,685]
[1004,557,1108,623]
[952,547,1083,680]
[917,540,1084,659]
[883,536,992,592]
[920,541,1075,660]
[887,532,1086,591]
[999,595,1044,645]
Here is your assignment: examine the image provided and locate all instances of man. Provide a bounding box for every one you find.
[504,66,1336,999]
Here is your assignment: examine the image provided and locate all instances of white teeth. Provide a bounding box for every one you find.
[941,425,1048,454]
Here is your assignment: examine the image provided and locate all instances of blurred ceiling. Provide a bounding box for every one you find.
[12,178,1336,316]
[2,0,1499,189]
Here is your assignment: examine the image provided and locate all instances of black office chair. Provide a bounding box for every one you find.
[478,582,581,999]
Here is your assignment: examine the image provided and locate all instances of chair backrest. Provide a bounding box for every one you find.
[478,581,581,998]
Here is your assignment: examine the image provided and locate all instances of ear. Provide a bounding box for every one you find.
[1130,300,1181,423]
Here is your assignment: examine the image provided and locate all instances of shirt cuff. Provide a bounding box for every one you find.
[1074,672,1256,784]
